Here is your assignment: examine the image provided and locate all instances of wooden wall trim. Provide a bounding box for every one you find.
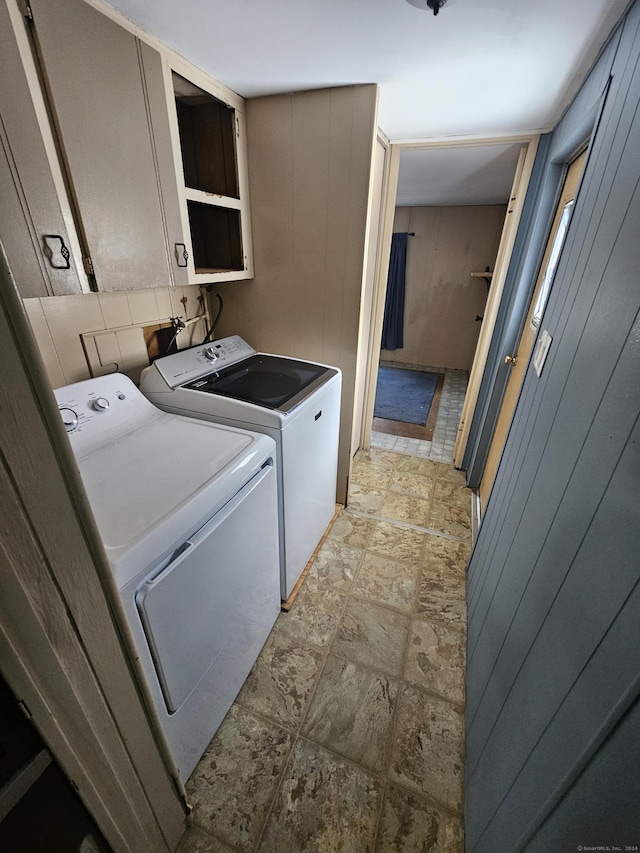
[453,137,539,467]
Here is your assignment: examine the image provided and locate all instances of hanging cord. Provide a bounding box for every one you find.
[202,289,224,344]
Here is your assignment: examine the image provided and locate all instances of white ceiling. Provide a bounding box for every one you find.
[397,142,524,206]
[106,0,630,205]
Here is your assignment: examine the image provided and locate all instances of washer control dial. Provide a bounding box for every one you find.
[59,407,79,432]
[91,397,110,412]
[204,347,219,362]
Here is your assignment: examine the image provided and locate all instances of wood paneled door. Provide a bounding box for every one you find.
[479,149,588,511]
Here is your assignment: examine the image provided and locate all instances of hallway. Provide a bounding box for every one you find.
[178,448,471,852]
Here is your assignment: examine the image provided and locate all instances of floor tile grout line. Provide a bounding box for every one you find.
[344,506,472,544]
[329,502,466,815]
[251,547,369,849]
[251,729,300,852]
[372,777,391,850]
[380,520,468,818]
[239,608,465,711]
[273,728,463,820]
[259,509,420,840]
[216,679,464,849]
[290,730,463,822]
[381,520,424,826]
[250,582,355,852]
[297,455,467,830]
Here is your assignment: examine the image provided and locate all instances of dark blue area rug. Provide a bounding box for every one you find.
[374,366,439,425]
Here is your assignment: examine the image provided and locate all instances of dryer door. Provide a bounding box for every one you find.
[135,462,279,713]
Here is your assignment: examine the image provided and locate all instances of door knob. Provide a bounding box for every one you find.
[504,354,518,365]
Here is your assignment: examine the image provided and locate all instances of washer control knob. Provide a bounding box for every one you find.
[204,347,219,362]
[59,407,79,432]
[91,397,110,412]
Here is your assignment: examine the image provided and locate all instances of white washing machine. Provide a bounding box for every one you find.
[54,373,280,781]
[140,335,342,600]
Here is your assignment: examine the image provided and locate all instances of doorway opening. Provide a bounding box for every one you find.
[357,137,538,472]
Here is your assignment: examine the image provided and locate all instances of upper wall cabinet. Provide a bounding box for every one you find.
[161,61,254,283]
[0,0,87,297]
[28,0,181,291]
[3,0,253,294]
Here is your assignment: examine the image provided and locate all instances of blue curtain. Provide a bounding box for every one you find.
[381,232,408,350]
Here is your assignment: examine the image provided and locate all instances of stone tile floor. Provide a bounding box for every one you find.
[178,448,471,853]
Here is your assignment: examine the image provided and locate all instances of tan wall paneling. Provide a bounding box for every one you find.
[383,204,506,371]
[217,84,379,504]
[23,284,208,387]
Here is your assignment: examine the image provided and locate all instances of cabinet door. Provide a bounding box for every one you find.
[0,1,85,297]
[138,43,190,288]
[29,0,175,291]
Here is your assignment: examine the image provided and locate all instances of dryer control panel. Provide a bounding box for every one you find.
[54,373,162,457]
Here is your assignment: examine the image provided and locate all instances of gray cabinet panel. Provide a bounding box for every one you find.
[30,0,172,291]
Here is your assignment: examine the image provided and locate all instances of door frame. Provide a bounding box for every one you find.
[454,138,539,466]
[351,128,391,456]
[358,133,539,459]
[463,76,612,492]
[478,148,587,510]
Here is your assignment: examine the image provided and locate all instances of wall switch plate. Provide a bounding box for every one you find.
[533,329,553,377]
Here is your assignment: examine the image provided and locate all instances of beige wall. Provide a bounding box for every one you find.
[213,85,379,504]
[23,284,208,388]
[383,204,506,371]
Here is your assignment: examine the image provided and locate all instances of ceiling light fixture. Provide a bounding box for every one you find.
[405,0,447,14]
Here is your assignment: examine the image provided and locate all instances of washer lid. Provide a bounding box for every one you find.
[185,354,337,412]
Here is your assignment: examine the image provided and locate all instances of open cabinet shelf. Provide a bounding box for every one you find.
[170,69,252,283]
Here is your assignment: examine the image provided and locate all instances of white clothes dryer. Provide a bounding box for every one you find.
[140,335,341,600]
[54,373,280,780]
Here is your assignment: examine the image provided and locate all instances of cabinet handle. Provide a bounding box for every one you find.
[175,243,189,268]
[43,234,71,269]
